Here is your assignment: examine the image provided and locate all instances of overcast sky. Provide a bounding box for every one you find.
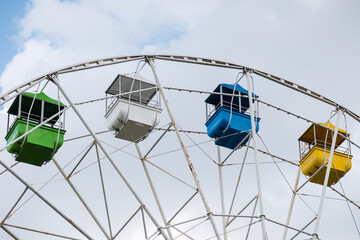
[0,0,360,239]
[1,0,360,100]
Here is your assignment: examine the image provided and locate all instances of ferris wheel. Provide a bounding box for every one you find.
[0,55,359,240]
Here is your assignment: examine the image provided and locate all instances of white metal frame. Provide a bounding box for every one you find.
[0,55,359,240]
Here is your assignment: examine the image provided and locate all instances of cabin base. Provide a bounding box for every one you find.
[105,98,161,143]
[114,120,154,142]
[300,146,352,186]
[206,107,260,150]
[5,119,66,166]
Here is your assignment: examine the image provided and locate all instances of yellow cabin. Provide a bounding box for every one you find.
[298,122,352,186]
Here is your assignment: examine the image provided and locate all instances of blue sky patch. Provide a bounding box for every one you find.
[0,0,28,73]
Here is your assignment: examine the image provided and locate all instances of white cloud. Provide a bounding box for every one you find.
[17,0,217,56]
[0,0,223,94]
[0,39,62,92]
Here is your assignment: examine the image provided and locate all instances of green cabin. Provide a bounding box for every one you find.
[5,92,66,166]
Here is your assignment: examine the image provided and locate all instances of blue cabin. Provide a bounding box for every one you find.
[205,83,260,150]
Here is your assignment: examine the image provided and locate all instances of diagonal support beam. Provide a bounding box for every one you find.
[135,143,174,239]
[3,223,82,240]
[290,217,317,240]
[227,195,258,227]
[226,138,251,222]
[283,166,302,240]
[221,132,251,165]
[50,74,170,240]
[0,159,93,239]
[245,70,267,239]
[1,187,28,224]
[217,146,227,240]
[168,190,199,224]
[147,57,221,240]
[0,162,20,176]
[312,108,342,239]
[68,142,96,178]
[245,196,258,240]
[94,143,113,238]
[53,158,111,240]
[144,123,172,159]
[140,207,148,239]
[1,225,19,240]
[113,206,142,239]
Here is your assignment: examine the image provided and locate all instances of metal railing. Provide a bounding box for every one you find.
[206,100,258,122]
[7,111,65,133]
[300,139,351,160]
[106,95,161,113]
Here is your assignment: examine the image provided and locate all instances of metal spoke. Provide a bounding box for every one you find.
[144,123,172,159]
[113,206,142,239]
[0,159,93,239]
[135,143,174,239]
[3,223,82,240]
[226,139,251,222]
[245,196,258,240]
[226,195,258,227]
[1,54,359,240]
[2,187,28,223]
[168,190,199,224]
[141,207,148,240]
[148,57,221,240]
[51,74,170,240]
[53,158,110,240]
[67,142,95,178]
[95,143,113,238]
[1,225,19,240]
[245,70,266,239]
[290,217,317,240]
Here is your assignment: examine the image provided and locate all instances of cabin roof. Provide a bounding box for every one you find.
[106,74,157,104]
[7,92,66,124]
[298,122,348,148]
[204,83,258,111]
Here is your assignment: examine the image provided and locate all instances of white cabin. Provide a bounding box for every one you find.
[105,74,161,142]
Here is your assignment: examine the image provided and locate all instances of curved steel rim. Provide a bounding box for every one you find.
[0,54,359,122]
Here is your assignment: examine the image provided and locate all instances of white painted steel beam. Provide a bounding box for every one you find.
[51,74,170,240]
[217,146,227,240]
[147,58,221,240]
[0,159,94,240]
[246,197,258,240]
[113,206,142,239]
[135,143,174,240]
[52,158,111,240]
[3,223,81,240]
[1,187,28,224]
[312,109,342,240]
[94,144,113,238]
[168,191,199,224]
[1,55,359,124]
[283,167,302,240]
[245,70,267,239]
[1,225,19,240]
